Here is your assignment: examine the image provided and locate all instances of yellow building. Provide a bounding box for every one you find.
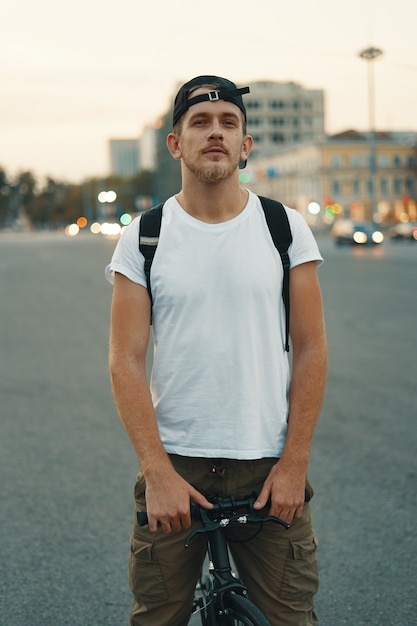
[244,130,417,225]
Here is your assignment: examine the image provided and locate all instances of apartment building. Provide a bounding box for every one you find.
[246,81,325,158]
[245,130,417,224]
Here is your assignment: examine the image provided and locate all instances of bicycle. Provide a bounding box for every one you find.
[138,492,309,625]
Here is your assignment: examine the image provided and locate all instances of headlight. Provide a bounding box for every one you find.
[65,224,80,237]
[353,231,368,244]
[372,231,384,244]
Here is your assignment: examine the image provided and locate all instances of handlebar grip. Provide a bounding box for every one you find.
[136,503,201,527]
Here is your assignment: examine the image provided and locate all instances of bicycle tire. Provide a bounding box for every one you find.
[219,592,271,625]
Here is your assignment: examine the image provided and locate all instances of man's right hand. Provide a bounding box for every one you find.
[143,464,213,533]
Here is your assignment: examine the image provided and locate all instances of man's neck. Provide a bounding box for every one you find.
[176,177,249,224]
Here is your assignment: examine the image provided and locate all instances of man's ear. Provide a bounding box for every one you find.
[241,134,253,163]
[167,133,182,161]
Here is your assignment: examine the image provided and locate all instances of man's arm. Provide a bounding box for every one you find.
[254,261,327,523]
[109,272,212,532]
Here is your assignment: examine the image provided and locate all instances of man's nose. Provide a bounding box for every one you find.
[208,120,223,138]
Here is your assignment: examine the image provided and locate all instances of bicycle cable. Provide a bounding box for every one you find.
[227,523,263,544]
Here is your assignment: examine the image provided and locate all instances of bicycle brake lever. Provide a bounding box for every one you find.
[184,508,222,548]
[184,526,207,548]
[245,513,290,529]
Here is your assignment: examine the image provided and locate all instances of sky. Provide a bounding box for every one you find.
[1,0,416,183]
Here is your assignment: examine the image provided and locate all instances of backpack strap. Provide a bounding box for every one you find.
[258,196,293,352]
[138,203,164,313]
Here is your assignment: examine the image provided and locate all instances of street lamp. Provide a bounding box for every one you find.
[359,46,383,222]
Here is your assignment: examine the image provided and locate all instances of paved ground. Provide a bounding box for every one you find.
[1,232,416,625]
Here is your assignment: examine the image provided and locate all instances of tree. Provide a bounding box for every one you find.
[0,168,11,227]
[7,171,37,229]
[25,178,84,227]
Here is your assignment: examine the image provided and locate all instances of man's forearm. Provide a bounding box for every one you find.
[281,341,327,470]
[110,360,171,475]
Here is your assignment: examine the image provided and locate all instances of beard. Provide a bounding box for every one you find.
[181,146,241,183]
[193,162,237,182]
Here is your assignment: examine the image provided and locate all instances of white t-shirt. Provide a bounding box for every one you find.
[106,190,323,460]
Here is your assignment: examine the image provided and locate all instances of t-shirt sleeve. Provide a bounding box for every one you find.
[104,216,147,287]
[286,207,324,269]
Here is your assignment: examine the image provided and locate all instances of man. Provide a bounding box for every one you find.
[106,75,327,625]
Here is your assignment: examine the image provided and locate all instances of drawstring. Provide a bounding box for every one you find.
[211,462,226,477]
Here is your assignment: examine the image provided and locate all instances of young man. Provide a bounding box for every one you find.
[106,75,327,626]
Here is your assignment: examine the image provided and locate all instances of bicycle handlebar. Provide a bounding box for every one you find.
[137,489,311,529]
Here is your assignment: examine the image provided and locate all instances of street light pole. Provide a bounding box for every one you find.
[359,46,383,222]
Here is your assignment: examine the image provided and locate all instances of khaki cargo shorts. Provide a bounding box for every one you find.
[128,455,319,626]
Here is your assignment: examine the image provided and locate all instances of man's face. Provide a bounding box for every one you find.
[173,88,252,183]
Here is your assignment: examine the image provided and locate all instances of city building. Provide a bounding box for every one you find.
[244,130,417,224]
[108,128,157,178]
[109,138,140,177]
[154,108,181,202]
[245,80,325,158]
[139,126,157,171]
[111,80,416,223]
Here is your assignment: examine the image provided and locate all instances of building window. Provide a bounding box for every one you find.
[269,118,284,127]
[332,155,343,168]
[393,155,402,167]
[394,178,402,194]
[378,154,390,167]
[351,155,361,167]
[270,133,285,143]
[380,178,388,195]
[248,118,262,127]
[406,177,415,196]
[332,180,340,195]
[353,179,360,194]
[246,100,261,109]
[269,100,285,109]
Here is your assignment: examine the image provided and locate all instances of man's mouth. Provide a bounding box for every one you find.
[204,146,228,156]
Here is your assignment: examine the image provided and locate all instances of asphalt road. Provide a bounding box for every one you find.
[0,231,416,625]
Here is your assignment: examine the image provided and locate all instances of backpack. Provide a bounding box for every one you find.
[139,196,293,351]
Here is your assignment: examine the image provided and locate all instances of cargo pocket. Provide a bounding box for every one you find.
[133,471,146,507]
[280,531,319,602]
[129,535,169,604]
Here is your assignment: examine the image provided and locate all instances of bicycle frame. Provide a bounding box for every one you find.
[191,509,255,623]
[187,495,292,624]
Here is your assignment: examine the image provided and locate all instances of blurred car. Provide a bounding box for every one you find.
[387,222,417,242]
[331,220,384,246]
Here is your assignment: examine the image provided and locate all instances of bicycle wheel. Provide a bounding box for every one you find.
[220,592,271,625]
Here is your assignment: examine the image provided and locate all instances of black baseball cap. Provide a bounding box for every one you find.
[173,75,250,127]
